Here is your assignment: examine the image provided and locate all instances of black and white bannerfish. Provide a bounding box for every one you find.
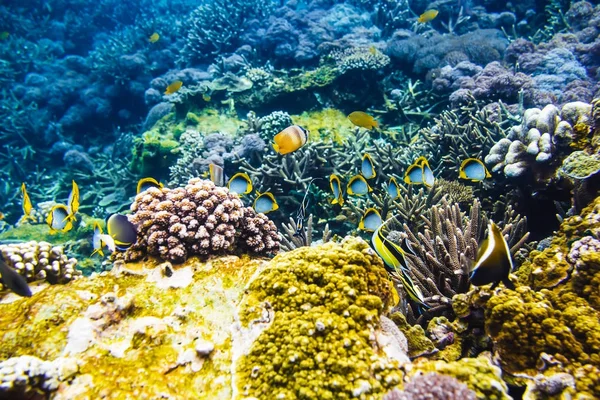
[293,178,320,240]
[0,254,31,297]
[107,214,138,251]
[459,158,492,182]
[358,208,382,232]
[347,175,372,196]
[387,177,400,200]
[469,221,515,289]
[371,217,429,309]
[253,192,279,214]
[361,153,376,179]
[403,157,435,187]
[329,174,344,205]
[46,204,73,234]
[228,172,253,195]
[209,163,224,187]
[137,177,163,194]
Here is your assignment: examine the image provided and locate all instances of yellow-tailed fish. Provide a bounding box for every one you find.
[358,208,382,232]
[470,221,515,289]
[387,177,400,200]
[228,172,253,195]
[0,212,4,221]
[21,183,33,221]
[348,111,378,130]
[107,214,137,250]
[459,158,492,182]
[67,180,79,221]
[347,175,372,196]
[329,174,344,205]
[164,80,183,95]
[416,157,435,187]
[0,255,31,297]
[371,218,429,309]
[137,177,163,194]
[418,9,439,23]
[46,204,73,233]
[361,153,376,179]
[148,32,160,43]
[253,192,279,214]
[202,93,211,102]
[209,163,224,187]
[273,125,308,155]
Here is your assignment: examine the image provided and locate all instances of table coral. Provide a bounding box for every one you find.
[235,237,406,399]
[124,178,279,263]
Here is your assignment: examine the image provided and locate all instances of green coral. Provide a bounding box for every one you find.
[236,237,401,399]
[131,129,180,177]
[389,312,436,359]
[411,355,511,400]
[560,151,600,180]
[291,108,355,144]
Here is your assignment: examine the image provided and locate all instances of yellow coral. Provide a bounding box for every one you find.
[236,237,402,399]
[292,108,355,145]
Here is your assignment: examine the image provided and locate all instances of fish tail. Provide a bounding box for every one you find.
[272,143,280,153]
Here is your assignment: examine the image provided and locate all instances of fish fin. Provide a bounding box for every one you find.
[91,248,104,257]
[272,143,280,153]
[502,277,515,290]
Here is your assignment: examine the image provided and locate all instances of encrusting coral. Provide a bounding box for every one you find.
[124,178,279,263]
[235,237,408,399]
[0,241,81,289]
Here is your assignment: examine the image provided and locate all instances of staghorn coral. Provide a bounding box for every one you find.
[0,241,81,289]
[124,178,279,263]
[325,46,390,73]
[182,0,274,61]
[236,237,407,399]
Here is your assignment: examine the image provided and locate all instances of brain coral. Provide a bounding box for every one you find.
[235,237,406,399]
[124,178,279,263]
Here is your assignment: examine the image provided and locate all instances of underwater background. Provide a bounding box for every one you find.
[1,0,600,398]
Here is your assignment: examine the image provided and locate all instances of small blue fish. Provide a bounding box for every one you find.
[228,172,253,195]
[107,214,137,251]
[387,177,400,200]
[329,174,344,205]
[361,153,376,179]
[253,192,279,214]
[459,158,491,182]
[418,157,435,187]
[403,163,424,185]
[137,177,163,194]
[359,208,382,232]
[347,175,371,196]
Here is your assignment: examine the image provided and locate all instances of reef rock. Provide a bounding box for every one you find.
[0,237,409,399]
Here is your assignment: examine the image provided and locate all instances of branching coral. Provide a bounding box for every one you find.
[279,214,332,251]
[124,178,279,263]
[182,0,274,61]
[398,198,529,322]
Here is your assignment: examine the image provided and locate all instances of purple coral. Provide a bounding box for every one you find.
[382,373,476,400]
[125,178,279,263]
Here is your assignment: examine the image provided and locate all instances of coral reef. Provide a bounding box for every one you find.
[0,241,81,290]
[124,178,279,263]
[382,372,476,400]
